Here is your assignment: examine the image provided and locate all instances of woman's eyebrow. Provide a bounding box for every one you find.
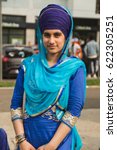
[43,32,62,36]
[54,32,62,35]
[43,32,50,34]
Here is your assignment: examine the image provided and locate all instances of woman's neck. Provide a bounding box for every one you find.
[47,53,61,67]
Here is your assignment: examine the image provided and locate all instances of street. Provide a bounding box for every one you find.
[0,87,100,112]
[84,87,100,109]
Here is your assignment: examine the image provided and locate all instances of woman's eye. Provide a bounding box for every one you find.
[54,33,61,38]
[43,33,50,38]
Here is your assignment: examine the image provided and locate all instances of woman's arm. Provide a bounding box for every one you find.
[67,67,86,118]
[38,67,86,150]
[11,67,35,150]
[38,122,71,150]
[48,122,71,148]
[11,66,25,134]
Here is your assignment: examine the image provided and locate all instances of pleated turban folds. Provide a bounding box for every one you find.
[38,4,71,39]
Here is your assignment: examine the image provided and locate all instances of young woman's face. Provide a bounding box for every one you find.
[43,29,66,55]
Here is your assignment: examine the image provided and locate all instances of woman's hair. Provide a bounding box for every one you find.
[38,4,71,39]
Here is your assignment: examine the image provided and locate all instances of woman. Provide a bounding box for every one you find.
[10,4,86,150]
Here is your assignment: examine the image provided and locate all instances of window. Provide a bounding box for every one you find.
[96,0,100,14]
[2,15,26,24]
[3,28,25,44]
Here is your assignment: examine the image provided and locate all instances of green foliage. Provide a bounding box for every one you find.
[0,80,15,87]
[87,78,100,86]
[0,79,100,87]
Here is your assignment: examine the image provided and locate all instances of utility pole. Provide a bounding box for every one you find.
[0,0,7,80]
[0,0,2,80]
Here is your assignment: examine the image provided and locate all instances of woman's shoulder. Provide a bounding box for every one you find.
[69,56,84,63]
[22,54,39,64]
[21,54,40,72]
[70,56,86,71]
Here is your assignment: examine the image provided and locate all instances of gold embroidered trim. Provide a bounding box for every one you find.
[56,102,65,111]
[41,110,59,122]
[11,107,23,118]
[51,106,56,112]
[62,111,78,127]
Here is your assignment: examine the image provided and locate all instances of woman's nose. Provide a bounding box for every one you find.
[49,36,55,44]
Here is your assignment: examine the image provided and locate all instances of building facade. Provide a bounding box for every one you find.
[2,0,100,45]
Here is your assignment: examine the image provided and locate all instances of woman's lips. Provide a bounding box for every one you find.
[48,46,56,49]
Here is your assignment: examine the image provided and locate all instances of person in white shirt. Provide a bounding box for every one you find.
[71,38,83,59]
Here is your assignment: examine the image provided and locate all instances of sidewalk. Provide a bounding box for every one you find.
[0,109,100,150]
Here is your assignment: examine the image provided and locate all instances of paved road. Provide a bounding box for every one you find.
[0,87,100,112]
[84,87,100,109]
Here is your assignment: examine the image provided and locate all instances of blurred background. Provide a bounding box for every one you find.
[0,0,100,80]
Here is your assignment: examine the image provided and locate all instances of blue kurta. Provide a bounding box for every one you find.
[11,66,85,149]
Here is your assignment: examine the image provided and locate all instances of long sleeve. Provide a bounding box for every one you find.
[10,66,24,109]
[68,67,85,117]
[62,67,86,128]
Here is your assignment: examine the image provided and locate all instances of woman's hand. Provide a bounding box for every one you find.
[19,140,36,150]
[37,143,56,150]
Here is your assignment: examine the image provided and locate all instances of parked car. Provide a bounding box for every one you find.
[32,45,39,54]
[2,45,33,79]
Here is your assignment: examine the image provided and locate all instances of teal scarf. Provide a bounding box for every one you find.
[23,54,85,115]
[22,5,86,116]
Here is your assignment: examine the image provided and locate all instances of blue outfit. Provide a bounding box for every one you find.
[0,128,10,150]
[10,4,86,150]
[11,65,85,149]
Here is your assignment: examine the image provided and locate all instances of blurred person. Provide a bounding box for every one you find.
[0,128,10,150]
[71,38,83,59]
[33,45,39,54]
[84,35,99,78]
[10,4,86,150]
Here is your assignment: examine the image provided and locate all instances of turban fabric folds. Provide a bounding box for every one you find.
[39,4,71,39]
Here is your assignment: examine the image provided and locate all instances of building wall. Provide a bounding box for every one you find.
[2,0,99,19]
[72,0,99,18]
[2,0,100,45]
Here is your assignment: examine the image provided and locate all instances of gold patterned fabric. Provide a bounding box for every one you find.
[11,107,23,121]
[62,111,78,128]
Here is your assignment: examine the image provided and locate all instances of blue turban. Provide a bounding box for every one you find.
[38,4,71,39]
